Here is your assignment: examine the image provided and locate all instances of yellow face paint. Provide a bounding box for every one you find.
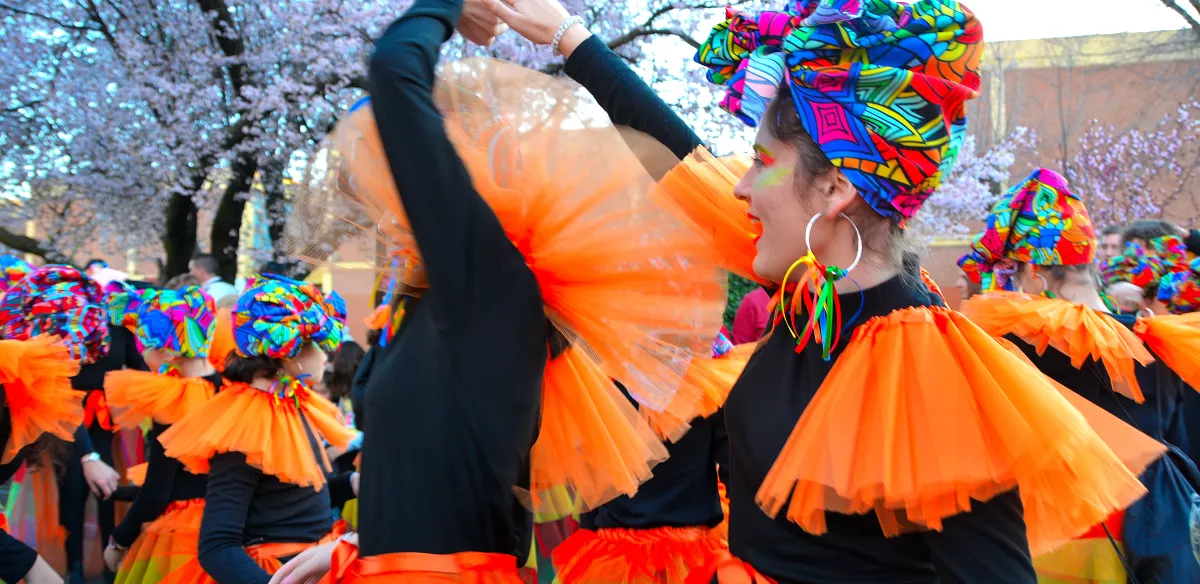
[756,165,792,188]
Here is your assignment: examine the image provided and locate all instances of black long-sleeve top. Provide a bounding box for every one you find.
[0,403,37,583]
[70,325,148,458]
[350,344,379,432]
[109,373,223,547]
[726,276,1036,583]
[358,0,547,560]
[197,416,335,584]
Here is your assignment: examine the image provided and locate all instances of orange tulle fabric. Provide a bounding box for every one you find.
[321,59,726,418]
[126,462,148,487]
[551,526,727,584]
[919,267,944,300]
[756,306,1147,556]
[1133,312,1200,391]
[158,382,355,488]
[364,305,389,331]
[324,541,524,584]
[644,344,754,442]
[105,370,216,429]
[681,552,777,584]
[159,539,324,584]
[527,347,667,514]
[993,337,1166,480]
[207,308,235,373]
[960,292,1153,402]
[648,147,763,284]
[0,336,84,462]
[114,499,204,584]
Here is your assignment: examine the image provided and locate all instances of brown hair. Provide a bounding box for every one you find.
[164,273,201,290]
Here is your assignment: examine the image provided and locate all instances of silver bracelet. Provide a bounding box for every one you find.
[551,16,585,57]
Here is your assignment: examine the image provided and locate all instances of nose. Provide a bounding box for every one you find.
[733,172,753,203]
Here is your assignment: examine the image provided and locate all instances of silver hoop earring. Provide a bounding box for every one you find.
[1035,273,1050,292]
[1138,306,1155,319]
[804,212,863,275]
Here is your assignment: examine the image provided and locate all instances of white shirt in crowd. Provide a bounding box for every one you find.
[202,277,239,304]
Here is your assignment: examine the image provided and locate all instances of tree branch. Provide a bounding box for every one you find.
[0,2,100,32]
[1159,0,1200,39]
[0,226,73,265]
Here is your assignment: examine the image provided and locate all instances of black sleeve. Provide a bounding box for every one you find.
[1185,229,1200,256]
[711,408,730,489]
[563,35,703,160]
[0,528,37,584]
[72,423,95,460]
[111,425,178,547]
[921,490,1036,584]
[198,453,268,584]
[1165,375,1189,453]
[368,1,529,323]
[326,470,356,510]
[351,347,377,431]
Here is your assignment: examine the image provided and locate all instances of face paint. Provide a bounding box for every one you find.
[753,144,777,167]
[752,144,790,188]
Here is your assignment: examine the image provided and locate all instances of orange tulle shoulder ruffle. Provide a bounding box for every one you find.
[207,308,235,373]
[644,344,754,442]
[992,336,1165,480]
[364,305,389,331]
[1134,312,1200,391]
[756,306,1148,556]
[158,382,355,488]
[104,370,216,429]
[648,147,763,285]
[0,336,85,463]
[527,347,667,514]
[960,292,1153,402]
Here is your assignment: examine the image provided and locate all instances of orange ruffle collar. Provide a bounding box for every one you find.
[960,292,1153,402]
[756,305,1153,556]
[158,380,355,487]
[0,336,84,463]
[1133,312,1200,392]
[104,369,216,429]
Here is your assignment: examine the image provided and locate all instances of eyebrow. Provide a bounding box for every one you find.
[753,144,776,166]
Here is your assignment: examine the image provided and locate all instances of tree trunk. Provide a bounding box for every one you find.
[259,155,308,279]
[210,153,259,283]
[161,193,199,279]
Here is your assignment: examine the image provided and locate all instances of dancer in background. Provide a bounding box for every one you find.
[961,169,1199,583]
[156,275,355,584]
[0,265,136,584]
[0,331,87,583]
[680,1,1158,581]
[97,287,220,584]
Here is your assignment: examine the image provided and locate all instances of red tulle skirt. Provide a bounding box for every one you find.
[324,540,524,584]
[115,499,204,584]
[160,538,333,584]
[552,526,727,584]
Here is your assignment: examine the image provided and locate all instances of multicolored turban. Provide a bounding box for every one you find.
[695,0,983,220]
[110,287,216,359]
[0,255,32,295]
[1100,235,1187,290]
[956,249,1016,292]
[965,169,1095,291]
[1160,257,1200,314]
[0,265,111,364]
[232,274,346,360]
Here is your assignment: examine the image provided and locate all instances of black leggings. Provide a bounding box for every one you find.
[58,425,116,572]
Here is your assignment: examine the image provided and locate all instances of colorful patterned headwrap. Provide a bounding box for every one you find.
[695,0,983,220]
[0,265,111,364]
[965,169,1095,291]
[956,249,1016,292]
[233,274,346,360]
[1159,257,1200,314]
[1100,236,1187,290]
[0,255,32,295]
[110,286,217,358]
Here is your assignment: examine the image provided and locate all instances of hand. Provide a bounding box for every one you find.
[351,472,360,497]
[103,543,126,572]
[82,458,120,499]
[459,0,509,46]
[270,540,336,584]
[23,556,64,584]
[483,0,591,55]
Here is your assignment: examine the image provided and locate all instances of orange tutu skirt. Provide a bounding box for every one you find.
[324,541,523,584]
[551,526,727,584]
[679,552,777,584]
[115,499,204,584]
[160,538,331,584]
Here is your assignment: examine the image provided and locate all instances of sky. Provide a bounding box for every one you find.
[964,0,1190,41]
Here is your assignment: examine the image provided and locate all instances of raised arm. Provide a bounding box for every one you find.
[368,0,529,319]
